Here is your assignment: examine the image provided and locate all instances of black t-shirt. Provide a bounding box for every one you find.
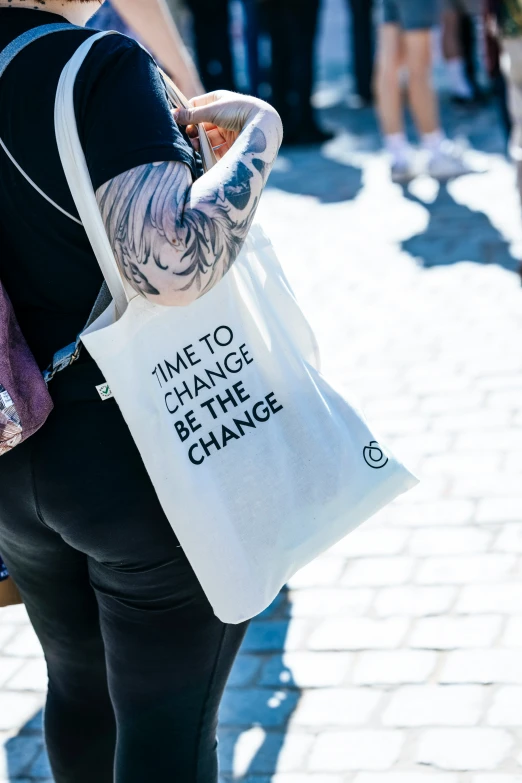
[0,9,198,371]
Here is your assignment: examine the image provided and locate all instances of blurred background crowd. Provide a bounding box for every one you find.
[89,0,522,185]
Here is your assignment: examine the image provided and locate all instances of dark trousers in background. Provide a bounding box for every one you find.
[185,0,237,92]
[0,364,247,783]
[347,0,374,102]
[263,0,321,141]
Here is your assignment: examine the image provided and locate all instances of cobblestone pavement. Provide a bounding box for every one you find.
[3,3,522,782]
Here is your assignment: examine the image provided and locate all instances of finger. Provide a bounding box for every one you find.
[186,124,199,139]
[190,137,200,152]
[205,127,226,146]
[174,100,229,127]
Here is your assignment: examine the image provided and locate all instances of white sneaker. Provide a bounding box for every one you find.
[427,141,475,180]
[390,157,416,183]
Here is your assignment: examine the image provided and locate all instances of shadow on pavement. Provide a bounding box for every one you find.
[402,180,520,273]
[218,586,300,781]
[5,710,49,780]
[270,141,363,204]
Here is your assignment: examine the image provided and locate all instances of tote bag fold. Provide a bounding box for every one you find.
[55,32,418,624]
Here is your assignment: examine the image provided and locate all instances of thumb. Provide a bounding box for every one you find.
[174,104,220,126]
[174,107,196,125]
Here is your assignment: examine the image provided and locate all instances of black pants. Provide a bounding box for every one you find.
[263,0,321,139]
[185,0,236,92]
[0,361,248,783]
[347,0,374,102]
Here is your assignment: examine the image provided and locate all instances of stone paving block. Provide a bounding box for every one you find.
[353,775,459,783]
[380,500,474,527]
[10,780,53,783]
[487,686,522,725]
[488,390,522,409]
[502,616,522,647]
[287,557,346,589]
[0,692,43,731]
[416,728,513,770]
[308,730,404,772]
[219,688,300,728]
[341,558,415,587]
[0,735,42,779]
[0,625,18,650]
[430,411,509,433]
[476,499,522,523]
[332,529,408,557]
[241,620,310,653]
[0,656,24,688]
[477,373,522,391]
[410,615,502,650]
[505,452,522,473]
[0,605,29,624]
[408,527,491,556]
[28,747,53,778]
[3,627,44,658]
[269,776,344,783]
[258,593,290,619]
[409,376,470,395]
[473,777,522,783]
[455,430,522,451]
[362,395,420,416]
[382,684,484,727]
[457,584,522,614]
[420,392,485,414]
[417,555,516,585]
[19,710,43,733]
[392,476,448,501]
[452,475,522,499]
[260,652,353,689]
[440,650,522,684]
[228,655,263,687]
[219,728,313,775]
[291,688,383,727]
[421,451,502,475]
[308,617,409,651]
[289,588,374,618]
[494,525,522,553]
[352,650,437,686]
[6,659,48,692]
[374,586,456,617]
[366,415,428,436]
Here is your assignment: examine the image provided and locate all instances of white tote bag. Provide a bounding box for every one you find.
[55,32,418,624]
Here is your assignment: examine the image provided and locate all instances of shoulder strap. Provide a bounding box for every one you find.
[0,22,74,78]
[0,23,111,383]
[0,22,85,225]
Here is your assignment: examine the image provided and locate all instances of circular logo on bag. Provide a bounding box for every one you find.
[363,441,389,469]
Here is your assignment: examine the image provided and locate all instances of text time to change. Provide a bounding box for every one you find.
[150,326,284,466]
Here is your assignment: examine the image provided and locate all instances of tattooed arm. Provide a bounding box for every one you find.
[95,92,282,307]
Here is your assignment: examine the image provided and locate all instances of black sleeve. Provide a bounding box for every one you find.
[74,34,198,192]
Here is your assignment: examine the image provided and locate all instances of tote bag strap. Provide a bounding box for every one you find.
[55,31,134,317]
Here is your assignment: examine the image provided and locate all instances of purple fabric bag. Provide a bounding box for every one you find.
[0,284,53,455]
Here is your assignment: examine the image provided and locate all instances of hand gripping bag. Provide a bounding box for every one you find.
[55,32,418,623]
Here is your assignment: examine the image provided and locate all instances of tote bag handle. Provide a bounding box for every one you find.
[55,31,217,318]
[160,70,218,173]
